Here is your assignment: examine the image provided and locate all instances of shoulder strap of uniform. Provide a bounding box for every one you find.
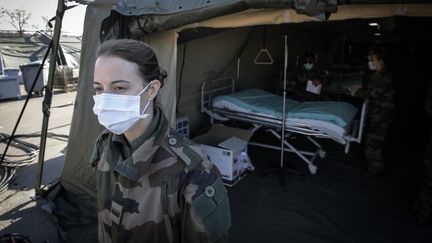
[163,129,204,170]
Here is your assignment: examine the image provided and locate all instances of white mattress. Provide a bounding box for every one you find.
[212,99,349,144]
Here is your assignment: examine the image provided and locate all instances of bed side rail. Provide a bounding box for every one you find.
[357,99,368,143]
[344,99,368,153]
[201,77,235,113]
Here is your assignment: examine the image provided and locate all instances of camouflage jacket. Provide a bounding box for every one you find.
[91,106,231,243]
[357,69,395,120]
[292,64,326,91]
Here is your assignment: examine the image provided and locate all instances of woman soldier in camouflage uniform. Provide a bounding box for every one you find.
[91,39,231,242]
[353,44,396,177]
[289,51,328,101]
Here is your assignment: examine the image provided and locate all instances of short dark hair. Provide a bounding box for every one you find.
[96,39,167,87]
[304,52,316,62]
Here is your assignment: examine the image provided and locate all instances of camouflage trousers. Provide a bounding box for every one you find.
[364,119,391,170]
[414,139,432,223]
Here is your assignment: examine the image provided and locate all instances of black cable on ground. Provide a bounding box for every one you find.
[0,133,39,168]
[0,166,16,194]
[0,233,32,243]
[0,132,69,193]
[0,132,69,167]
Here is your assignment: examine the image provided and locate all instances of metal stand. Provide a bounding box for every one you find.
[257,35,304,185]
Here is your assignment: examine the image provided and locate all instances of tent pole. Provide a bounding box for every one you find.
[35,0,66,195]
[236,58,240,83]
[280,35,288,168]
[236,58,240,91]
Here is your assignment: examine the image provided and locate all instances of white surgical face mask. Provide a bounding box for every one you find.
[368,61,378,71]
[303,63,314,70]
[92,82,152,134]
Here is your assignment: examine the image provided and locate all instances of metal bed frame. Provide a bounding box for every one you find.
[200,77,368,175]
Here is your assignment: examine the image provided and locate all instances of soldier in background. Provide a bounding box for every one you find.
[413,80,432,224]
[91,39,231,242]
[352,44,396,177]
[289,51,329,101]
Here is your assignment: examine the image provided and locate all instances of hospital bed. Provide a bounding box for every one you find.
[201,77,367,174]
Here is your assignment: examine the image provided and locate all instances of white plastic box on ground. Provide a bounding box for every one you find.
[0,75,21,100]
[20,62,49,95]
[193,124,253,186]
[4,68,23,84]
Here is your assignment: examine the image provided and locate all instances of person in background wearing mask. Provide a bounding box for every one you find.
[91,39,231,243]
[289,51,328,101]
[352,44,396,177]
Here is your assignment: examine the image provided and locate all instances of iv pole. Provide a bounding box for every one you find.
[279,35,288,185]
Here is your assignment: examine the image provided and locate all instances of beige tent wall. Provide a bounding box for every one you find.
[176,28,251,132]
[179,9,315,30]
[178,4,432,31]
[144,30,178,126]
[60,0,117,197]
[330,4,432,20]
[233,27,284,91]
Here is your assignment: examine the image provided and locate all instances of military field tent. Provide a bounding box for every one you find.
[0,31,81,69]
[52,0,432,241]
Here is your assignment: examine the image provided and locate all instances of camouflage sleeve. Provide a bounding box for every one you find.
[295,69,309,89]
[312,65,328,86]
[368,72,393,99]
[286,68,299,89]
[180,160,231,243]
[355,71,391,99]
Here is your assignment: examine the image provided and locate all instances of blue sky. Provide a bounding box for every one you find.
[1,0,86,36]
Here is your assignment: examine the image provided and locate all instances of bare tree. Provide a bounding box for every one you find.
[0,8,32,36]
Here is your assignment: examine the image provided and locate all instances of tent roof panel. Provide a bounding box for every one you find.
[101,0,432,34]
[109,0,338,33]
[0,32,82,68]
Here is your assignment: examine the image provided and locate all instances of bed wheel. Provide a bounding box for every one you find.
[308,164,318,175]
[318,150,326,158]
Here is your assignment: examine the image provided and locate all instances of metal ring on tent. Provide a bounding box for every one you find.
[254,26,273,65]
